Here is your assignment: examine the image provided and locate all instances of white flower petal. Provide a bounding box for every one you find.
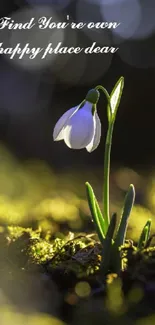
[53,106,79,141]
[63,105,94,149]
[82,101,94,112]
[86,112,101,152]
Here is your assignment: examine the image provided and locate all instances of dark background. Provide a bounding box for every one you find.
[0,0,155,171]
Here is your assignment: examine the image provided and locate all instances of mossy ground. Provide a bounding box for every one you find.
[1,225,155,324]
[0,152,155,323]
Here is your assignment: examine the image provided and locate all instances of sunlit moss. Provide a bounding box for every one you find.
[7,226,40,241]
[6,226,65,265]
[29,241,54,263]
[2,226,102,278]
[46,237,102,279]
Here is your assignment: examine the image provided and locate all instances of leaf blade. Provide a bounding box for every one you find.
[86,182,105,245]
[114,184,135,248]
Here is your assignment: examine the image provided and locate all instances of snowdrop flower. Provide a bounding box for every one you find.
[53,89,101,152]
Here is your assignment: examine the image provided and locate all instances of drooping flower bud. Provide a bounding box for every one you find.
[53,99,101,152]
[85,89,100,105]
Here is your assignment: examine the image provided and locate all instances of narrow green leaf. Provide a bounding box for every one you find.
[100,213,117,275]
[105,213,117,242]
[95,198,106,235]
[137,219,152,250]
[108,76,124,120]
[85,182,105,245]
[114,184,135,248]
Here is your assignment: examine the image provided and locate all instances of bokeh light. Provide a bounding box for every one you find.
[125,0,155,40]
[114,168,142,191]
[54,45,87,85]
[0,59,44,116]
[127,286,144,304]
[74,0,113,83]
[76,0,113,45]
[106,278,124,314]
[100,0,141,40]
[25,0,71,10]
[0,144,154,241]
[2,7,65,70]
[0,307,64,325]
[118,39,155,69]
[85,0,125,5]
[50,26,79,77]
[75,281,91,298]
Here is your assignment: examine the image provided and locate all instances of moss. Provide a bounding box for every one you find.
[7,226,41,241]
[0,227,102,279]
[46,240,102,278]
[1,225,155,298]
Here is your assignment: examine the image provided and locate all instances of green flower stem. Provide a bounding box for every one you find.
[95,85,114,232]
[103,121,114,231]
[100,213,117,276]
[95,85,111,122]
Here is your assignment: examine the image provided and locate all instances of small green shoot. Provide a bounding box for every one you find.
[137,219,152,250]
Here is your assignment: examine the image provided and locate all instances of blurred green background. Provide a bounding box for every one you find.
[0,143,154,242]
